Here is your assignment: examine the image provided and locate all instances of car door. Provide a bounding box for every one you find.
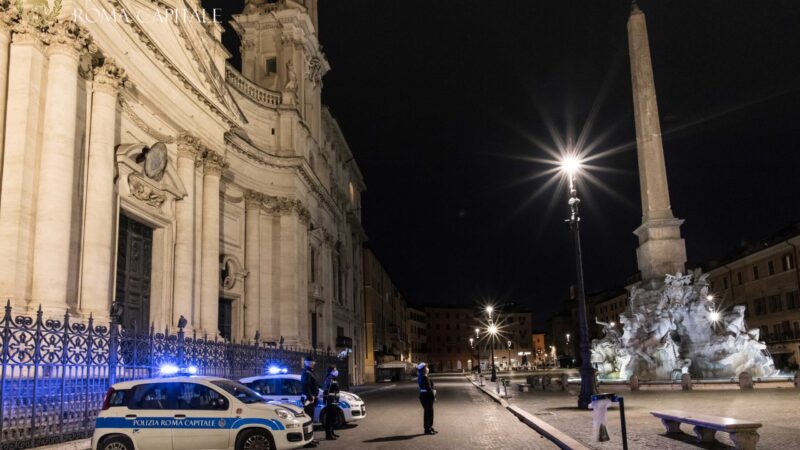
[124,382,175,450]
[245,378,282,403]
[170,382,233,450]
[280,378,305,408]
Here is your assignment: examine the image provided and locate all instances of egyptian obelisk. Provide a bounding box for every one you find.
[628,1,686,283]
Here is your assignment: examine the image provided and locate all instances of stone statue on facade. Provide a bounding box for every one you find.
[282,60,298,105]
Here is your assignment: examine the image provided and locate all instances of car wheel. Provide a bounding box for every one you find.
[98,436,133,450]
[236,429,274,450]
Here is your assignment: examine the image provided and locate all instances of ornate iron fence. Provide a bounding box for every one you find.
[0,302,346,450]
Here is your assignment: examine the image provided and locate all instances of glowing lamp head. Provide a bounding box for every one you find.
[610,322,616,327]
[159,363,179,376]
[560,155,582,176]
[709,311,721,322]
[485,306,494,315]
[488,324,498,335]
[706,294,714,301]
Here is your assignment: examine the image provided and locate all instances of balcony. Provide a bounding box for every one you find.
[225,64,282,108]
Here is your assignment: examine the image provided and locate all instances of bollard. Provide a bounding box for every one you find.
[794,371,799,389]
[591,393,629,450]
[560,373,569,391]
[542,376,551,391]
[479,374,485,387]
[590,396,612,442]
[681,373,692,391]
[738,372,754,390]
[629,375,640,392]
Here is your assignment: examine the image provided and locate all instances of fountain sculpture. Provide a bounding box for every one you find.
[591,270,777,380]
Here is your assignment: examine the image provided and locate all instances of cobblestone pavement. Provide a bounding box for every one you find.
[313,375,558,450]
[509,383,800,450]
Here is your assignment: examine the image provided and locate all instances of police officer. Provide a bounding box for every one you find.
[321,365,341,440]
[300,356,320,448]
[417,362,437,435]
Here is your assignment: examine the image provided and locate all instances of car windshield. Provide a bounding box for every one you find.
[211,380,267,404]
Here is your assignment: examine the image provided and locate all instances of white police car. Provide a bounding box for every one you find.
[239,373,366,427]
[92,371,313,450]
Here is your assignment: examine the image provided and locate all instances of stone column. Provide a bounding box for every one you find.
[259,213,276,340]
[628,4,686,282]
[31,20,91,312]
[0,17,12,187]
[0,18,48,304]
[79,61,127,316]
[244,191,262,339]
[278,212,300,343]
[173,133,202,329]
[199,151,226,334]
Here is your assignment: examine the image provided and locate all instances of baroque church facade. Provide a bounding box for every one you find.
[0,0,366,384]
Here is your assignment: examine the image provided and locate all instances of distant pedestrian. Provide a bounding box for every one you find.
[417,362,437,435]
[321,365,341,440]
[300,356,320,448]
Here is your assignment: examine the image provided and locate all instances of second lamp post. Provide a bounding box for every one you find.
[561,156,596,409]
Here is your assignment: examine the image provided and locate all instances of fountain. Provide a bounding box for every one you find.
[591,270,777,380]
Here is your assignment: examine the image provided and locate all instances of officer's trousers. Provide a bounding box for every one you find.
[419,393,434,431]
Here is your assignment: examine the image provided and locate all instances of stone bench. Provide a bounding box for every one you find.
[651,410,762,450]
[517,383,531,392]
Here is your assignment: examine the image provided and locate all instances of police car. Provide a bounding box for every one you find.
[239,372,366,427]
[92,369,313,450]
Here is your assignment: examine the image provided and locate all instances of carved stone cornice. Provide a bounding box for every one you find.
[243,188,310,223]
[119,96,176,144]
[93,59,129,94]
[202,150,227,176]
[225,131,340,220]
[107,0,239,128]
[176,132,203,159]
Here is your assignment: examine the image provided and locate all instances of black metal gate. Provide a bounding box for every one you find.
[0,303,348,450]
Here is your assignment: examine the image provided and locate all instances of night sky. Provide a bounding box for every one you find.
[204,1,800,326]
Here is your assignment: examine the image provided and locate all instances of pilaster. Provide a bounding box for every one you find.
[79,60,128,317]
[199,150,227,335]
[172,132,202,330]
[243,190,262,339]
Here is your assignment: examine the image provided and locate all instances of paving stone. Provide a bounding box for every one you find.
[315,375,559,450]
[510,384,800,450]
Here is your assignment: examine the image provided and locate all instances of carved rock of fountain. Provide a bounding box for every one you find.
[591,270,777,380]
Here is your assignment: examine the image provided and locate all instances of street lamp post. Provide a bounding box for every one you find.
[474,328,481,374]
[469,337,474,372]
[507,340,512,371]
[562,156,596,409]
[488,323,498,381]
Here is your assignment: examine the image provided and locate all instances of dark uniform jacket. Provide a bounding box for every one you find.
[418,373,434,397]
[300,366,320,403]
